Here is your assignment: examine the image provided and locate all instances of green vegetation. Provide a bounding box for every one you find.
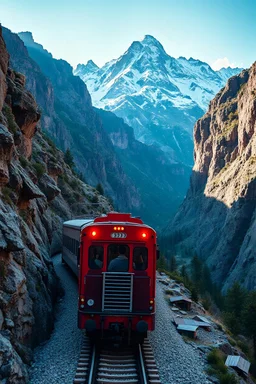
[1,186,13,205]
[96,183,104,195]
[207,349,238,384]
[19,156,29,168]
[169,255,177,272]
[33,163,46,179]
[2,104,18,134]
[64,148,75,169]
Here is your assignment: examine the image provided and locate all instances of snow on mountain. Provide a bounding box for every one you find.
[74,35,242,165]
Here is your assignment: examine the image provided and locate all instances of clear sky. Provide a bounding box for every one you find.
[0,0,255,70]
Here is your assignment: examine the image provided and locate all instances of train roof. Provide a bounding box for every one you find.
[63,219,94,229]
[63,212,155,231]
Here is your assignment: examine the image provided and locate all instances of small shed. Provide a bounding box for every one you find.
[225,355,250,375]
[169,296,192,311]
[174,317,211,331]
[177,324,198,339]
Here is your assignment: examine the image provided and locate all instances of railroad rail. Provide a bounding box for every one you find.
[73,335,161,384]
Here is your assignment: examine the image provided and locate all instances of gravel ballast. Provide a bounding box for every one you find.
[149,281,211,384]
[29,254,83,384]
[29,257,211,383]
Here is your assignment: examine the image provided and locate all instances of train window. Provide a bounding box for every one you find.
[88,246,104,270]
[133,247,148,271]
[107,244,130,272]
[63,235,79,256]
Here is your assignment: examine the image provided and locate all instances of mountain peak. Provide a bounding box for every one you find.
[141,34,165,51]
[86,59,99,69]
[18,31,52,58]
[18,31,35,45]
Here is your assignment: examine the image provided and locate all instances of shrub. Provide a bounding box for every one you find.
[33,163,46,179]
[191,287,199,302]
[96,183,104,195]
[237,340,249,355]
[207,349,227,374]
[20,156,29,168]
[219,373,238,384]
[64,149,75,169]
[2,186,13,205]
[3,104,18,134]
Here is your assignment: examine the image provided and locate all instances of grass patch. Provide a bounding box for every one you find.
[227,337,236,347]
[207,349,238,383]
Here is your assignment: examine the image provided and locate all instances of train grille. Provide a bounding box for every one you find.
[102,272,133,312]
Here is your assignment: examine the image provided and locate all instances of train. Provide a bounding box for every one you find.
[62,212,158,344]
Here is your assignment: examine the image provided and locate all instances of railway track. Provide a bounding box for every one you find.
[73,335,161,384]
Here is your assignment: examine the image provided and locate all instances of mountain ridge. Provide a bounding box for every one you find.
[74,35,242,166]
[169,62,256,291]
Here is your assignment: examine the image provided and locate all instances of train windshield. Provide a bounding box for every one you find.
[133,247,148,271]
[107,244,130,272]
[88,246,104,269]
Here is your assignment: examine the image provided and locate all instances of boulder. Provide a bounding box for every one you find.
[39,174,61,201]
[0,334,28,383]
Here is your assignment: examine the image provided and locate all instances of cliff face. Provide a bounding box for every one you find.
[171,63,256,291]
[96,107,191,228]
[2,28,140,212]
[0,26,111,383]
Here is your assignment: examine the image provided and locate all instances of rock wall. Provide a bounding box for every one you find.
[96,107,191,229]
[171,63,256,291]
[2,27,140,213]
[0,26,111,383]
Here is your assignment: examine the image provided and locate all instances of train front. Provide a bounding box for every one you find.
[77,212,157,344]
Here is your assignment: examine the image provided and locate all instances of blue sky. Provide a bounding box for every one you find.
[0,0,255,70]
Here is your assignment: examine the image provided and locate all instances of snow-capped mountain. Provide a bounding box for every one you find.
[74,35,242,165]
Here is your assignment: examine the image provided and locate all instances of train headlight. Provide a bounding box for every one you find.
[87,299,94,306]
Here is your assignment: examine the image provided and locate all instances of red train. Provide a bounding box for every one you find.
[62,212,158,343]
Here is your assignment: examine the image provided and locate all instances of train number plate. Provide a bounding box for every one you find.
[111,232,127,238]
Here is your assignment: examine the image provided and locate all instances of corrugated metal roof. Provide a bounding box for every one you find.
[174,318,211,328]
[193,315,211,324]
[177,324,198,332]
[170,296,192,303]
[225,355,250,374]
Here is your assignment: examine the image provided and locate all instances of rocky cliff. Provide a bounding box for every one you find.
[0,25,111,383]
[96,107,191,228]
[2,28,140,213]
[170,62,256,291]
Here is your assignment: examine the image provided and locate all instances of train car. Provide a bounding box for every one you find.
[62,212,158,343]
